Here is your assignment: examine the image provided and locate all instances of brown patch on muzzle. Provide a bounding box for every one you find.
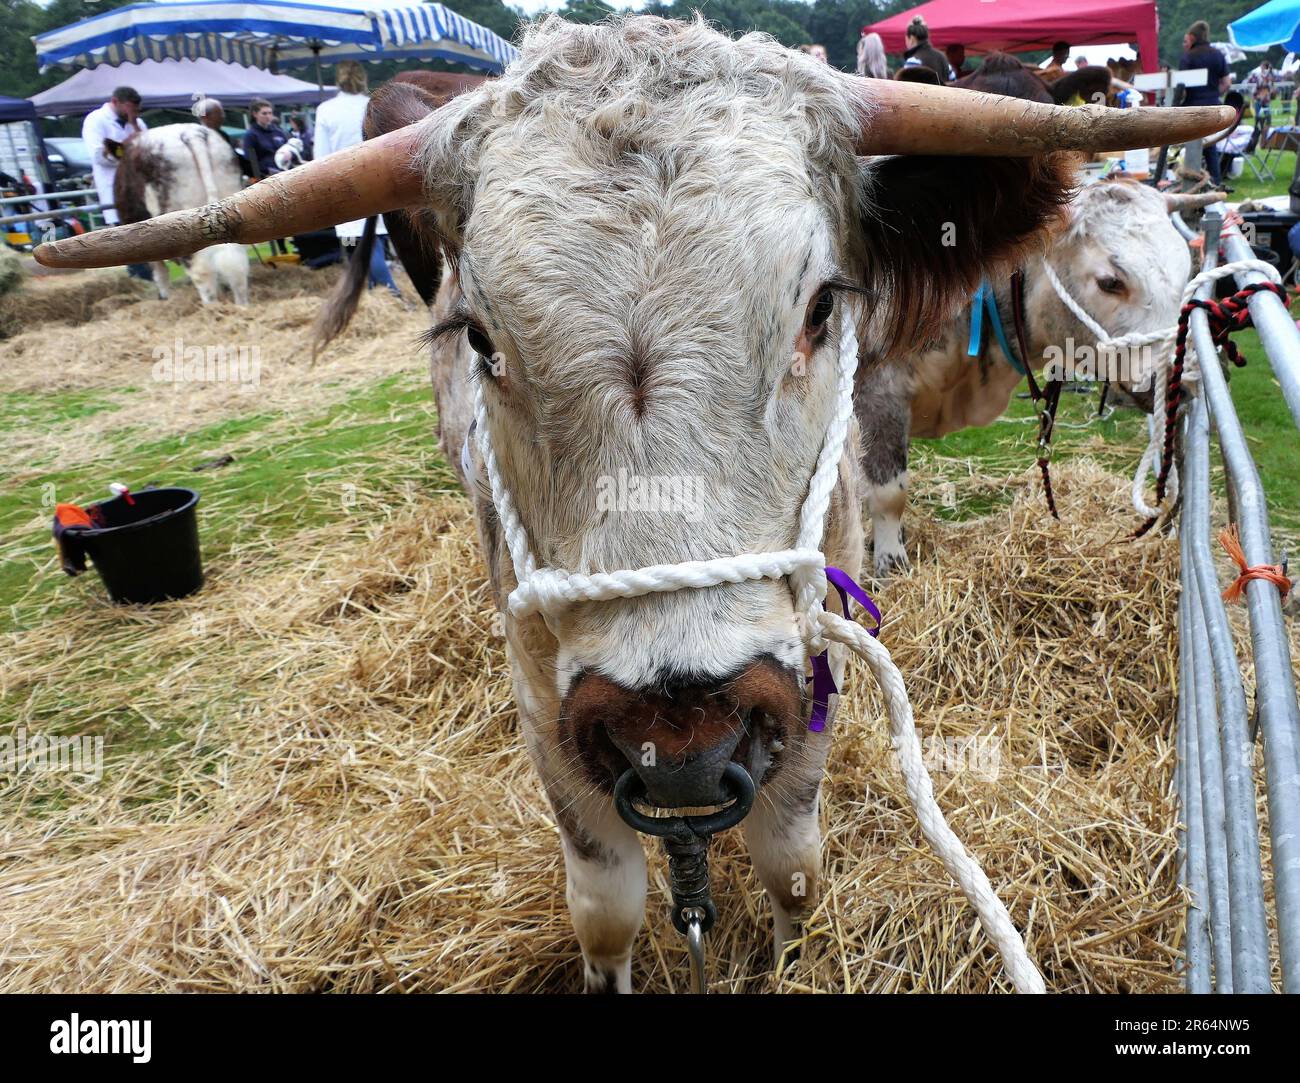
[561,657,801,809]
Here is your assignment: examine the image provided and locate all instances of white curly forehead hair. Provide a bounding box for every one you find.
[420,21,861,409]
[419,15,865,351]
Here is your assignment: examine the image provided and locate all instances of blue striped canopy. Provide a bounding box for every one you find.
[33,0,518,74]
[1229,0,1300,53]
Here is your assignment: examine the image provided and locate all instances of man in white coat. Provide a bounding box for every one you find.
[82,86,150,280]
[313,61,405,300]
[82,86,147,226]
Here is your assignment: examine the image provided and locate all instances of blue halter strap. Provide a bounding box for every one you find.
[967,280,1027,376]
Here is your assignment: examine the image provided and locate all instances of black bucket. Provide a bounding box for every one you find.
[62,488,204,604]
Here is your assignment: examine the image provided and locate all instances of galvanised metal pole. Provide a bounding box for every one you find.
[0,187,97,207]
[1185,563,1236,990]
[1177,521,1214,991]
[1181,353,1272,991]
[1192,235,1300,991]
[1170,211,1198,243]
[0,204,108,228]
[1183,377,1247,991]
[1220,225,1300,428]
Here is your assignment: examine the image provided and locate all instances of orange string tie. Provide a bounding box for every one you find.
[1218,524,1292,604]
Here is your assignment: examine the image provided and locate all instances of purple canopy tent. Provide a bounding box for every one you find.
[30,57,331,116]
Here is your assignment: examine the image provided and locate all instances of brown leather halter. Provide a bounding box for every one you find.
[1009,270,1063,520]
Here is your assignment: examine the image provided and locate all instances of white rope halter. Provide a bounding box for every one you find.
[472,309,1046,993]
[1041,256,1280,525]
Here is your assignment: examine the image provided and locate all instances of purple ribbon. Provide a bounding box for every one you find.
[806,566,882,733]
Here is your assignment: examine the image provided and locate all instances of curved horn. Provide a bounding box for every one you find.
[852,80,1237,157]
[33,125,426,269]
[1164,190,1229,213]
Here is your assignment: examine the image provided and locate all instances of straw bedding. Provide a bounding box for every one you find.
[0,262,415,476]
[0,268,1289,993]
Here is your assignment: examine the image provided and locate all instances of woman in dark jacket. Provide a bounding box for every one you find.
[904,16,953,82]
[241,98,289,180]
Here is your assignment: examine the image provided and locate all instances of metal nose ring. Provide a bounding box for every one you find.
[613,761,755,838]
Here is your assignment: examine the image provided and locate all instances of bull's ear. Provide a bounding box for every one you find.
[854,153,1074,355]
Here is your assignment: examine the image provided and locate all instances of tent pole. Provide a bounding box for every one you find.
[313,44,323,92]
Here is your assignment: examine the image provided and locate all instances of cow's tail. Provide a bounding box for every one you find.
[310,215,377,362]
[180,127,222,205]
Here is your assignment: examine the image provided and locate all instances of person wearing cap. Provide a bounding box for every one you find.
[896,61,941,86]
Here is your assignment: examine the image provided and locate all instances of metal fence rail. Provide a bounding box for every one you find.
[1176,208,1300,992]
[0,187,95,207]
[0,204,109,228]
[0,187,106,232]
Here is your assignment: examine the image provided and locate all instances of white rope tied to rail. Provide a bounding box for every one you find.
[1041,257,1281,524]
[471,307,1045,993]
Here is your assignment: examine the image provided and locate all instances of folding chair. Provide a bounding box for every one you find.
[1243,122,1274,182]
[1257,122,1300,181]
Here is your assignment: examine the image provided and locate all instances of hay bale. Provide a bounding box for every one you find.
[0,245,23,298]
[0,267,150,340]
[3,454,1269,993]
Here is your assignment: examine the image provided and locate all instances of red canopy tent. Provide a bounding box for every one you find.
[864,0,1160,70]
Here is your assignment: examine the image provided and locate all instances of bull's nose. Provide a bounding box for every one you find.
[562,658,801,810]
[605,711,743,808]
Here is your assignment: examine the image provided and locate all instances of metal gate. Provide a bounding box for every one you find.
[1174,205,1300,992]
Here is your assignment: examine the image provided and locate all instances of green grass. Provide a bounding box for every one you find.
[0,389,137,430]
[904,142,1300,540]
[1211,328,1300,537]
[909,328,1298,539]
[0,373,457,634]
[1227,149,1296,204]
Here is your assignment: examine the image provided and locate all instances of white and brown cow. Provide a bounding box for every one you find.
[113,124,249,305]
[36,17,1229,991]
[855,178,1224,576]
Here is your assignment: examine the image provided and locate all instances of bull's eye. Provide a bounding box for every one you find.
[806,289,835,334]
[467,325,495,358]
[1097,275,1126,296]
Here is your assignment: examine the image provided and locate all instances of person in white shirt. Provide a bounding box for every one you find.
[82,87,147,226]
[82,86,152,281]
[313,61,404,299]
